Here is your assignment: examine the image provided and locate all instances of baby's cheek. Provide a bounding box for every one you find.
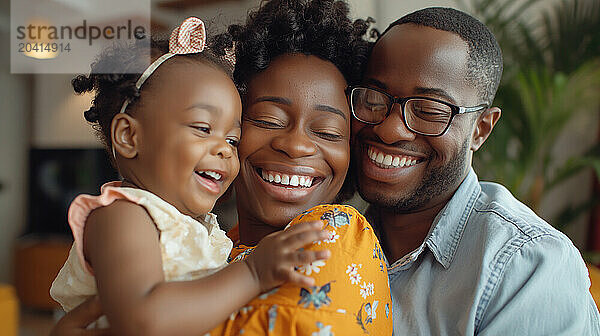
[229,156,241,185]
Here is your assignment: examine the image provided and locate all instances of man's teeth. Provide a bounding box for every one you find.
[197,170,222,180]
[368,146,419,168]
[261,170,314,187]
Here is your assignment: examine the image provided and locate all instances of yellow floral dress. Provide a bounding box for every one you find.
[208,204,393,335]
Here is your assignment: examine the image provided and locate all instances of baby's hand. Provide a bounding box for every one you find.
[244,221,331,292]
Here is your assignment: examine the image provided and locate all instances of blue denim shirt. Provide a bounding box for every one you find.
[370,168,600,335]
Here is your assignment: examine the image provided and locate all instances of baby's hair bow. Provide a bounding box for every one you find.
[118,17,207,117]
[169,17,206,54]
[113,17,208,159]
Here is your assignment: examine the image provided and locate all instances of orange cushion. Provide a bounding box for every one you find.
[0,284,19,336]
[588,263,600,308]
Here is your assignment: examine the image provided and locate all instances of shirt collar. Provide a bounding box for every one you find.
[425,167,481,268]
[368,167,481,270]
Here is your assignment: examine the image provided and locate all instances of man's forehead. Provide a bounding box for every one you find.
[364,24,474,103]
[369,24,468,71]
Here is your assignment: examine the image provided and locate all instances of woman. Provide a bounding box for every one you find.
[51,1,390,335]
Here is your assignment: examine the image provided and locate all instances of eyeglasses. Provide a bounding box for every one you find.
[346,86,488,137]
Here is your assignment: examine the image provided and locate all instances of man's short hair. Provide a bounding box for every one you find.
[382,7,503,105]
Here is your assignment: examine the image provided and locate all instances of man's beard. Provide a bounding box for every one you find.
[358,138,469,213]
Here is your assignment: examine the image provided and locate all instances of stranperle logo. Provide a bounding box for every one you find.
[16,20,147,46]
[11,0,151,73]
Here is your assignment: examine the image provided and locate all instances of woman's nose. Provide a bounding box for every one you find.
[373,104,416,144]
[270,127,318,158]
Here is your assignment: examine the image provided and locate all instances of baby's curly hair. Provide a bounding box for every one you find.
[73,36,233,162]
[212,0,373,95]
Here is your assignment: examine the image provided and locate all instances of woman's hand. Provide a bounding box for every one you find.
[50,296,111,336]
[244,220,331,292]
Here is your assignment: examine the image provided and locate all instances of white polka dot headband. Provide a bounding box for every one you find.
[119,17,210,115]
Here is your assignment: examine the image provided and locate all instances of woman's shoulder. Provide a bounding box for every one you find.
[288,204,370,230]
[287,204,378,252]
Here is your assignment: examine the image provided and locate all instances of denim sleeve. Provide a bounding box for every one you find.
[477,233,600,335]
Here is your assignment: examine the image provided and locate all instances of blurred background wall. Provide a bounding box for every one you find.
[1,0,598,333]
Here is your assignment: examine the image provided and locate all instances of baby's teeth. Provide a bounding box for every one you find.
[262,170,268,180]
[392,156,400,167]
[376,152,384,164]
[268,173,274,182]
[290,175,299,186]
[383,155,392,166]
[274,174,281,183]
[281,175,290,185]
[299,176,306,186]
[200,171,221,180]
[306,177,313,187]
[399,157,407,167]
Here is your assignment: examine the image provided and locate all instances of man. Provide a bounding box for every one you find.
[349,7,600,335]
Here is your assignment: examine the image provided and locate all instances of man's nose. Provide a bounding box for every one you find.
[372,104,416,144]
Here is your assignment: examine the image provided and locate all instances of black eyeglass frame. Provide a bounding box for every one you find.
[346,86,489,137]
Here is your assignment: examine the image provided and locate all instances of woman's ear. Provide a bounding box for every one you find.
[111,114,139,159]
[471,107,501,152]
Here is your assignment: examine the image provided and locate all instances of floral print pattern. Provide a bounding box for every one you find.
[364,300,378,325]
[298,282,332,309]
[372,244,386,272]
[229,246,255,263]
[320,207,352,228]
[312,322,334,336]
[297,259,327,275]
[268,305,278,332]
[359,282,375,299]
[209,205,392,335]
[317,229,340,245]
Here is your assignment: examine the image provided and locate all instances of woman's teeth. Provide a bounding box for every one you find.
[196,170,222,181]
[260,169,314,188]
[368,146,419,168]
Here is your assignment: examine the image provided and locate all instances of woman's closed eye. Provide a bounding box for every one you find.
[245,116,285,129]
[313,128,344,141]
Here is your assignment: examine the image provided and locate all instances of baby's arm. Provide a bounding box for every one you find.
[85,200,328,336]
[50,297,111,336]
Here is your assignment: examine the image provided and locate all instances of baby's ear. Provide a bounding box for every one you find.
[111,114,139,159]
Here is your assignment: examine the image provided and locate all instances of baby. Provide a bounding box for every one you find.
[50,17,330,335]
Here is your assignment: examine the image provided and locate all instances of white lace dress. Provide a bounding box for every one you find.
[50,182,233,326]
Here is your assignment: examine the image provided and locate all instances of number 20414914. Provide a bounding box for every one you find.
[18,42,71,54]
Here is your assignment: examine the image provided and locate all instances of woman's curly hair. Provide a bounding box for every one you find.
[211,0,374,202]
[211,0,374,95]
[73,35,233,163]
